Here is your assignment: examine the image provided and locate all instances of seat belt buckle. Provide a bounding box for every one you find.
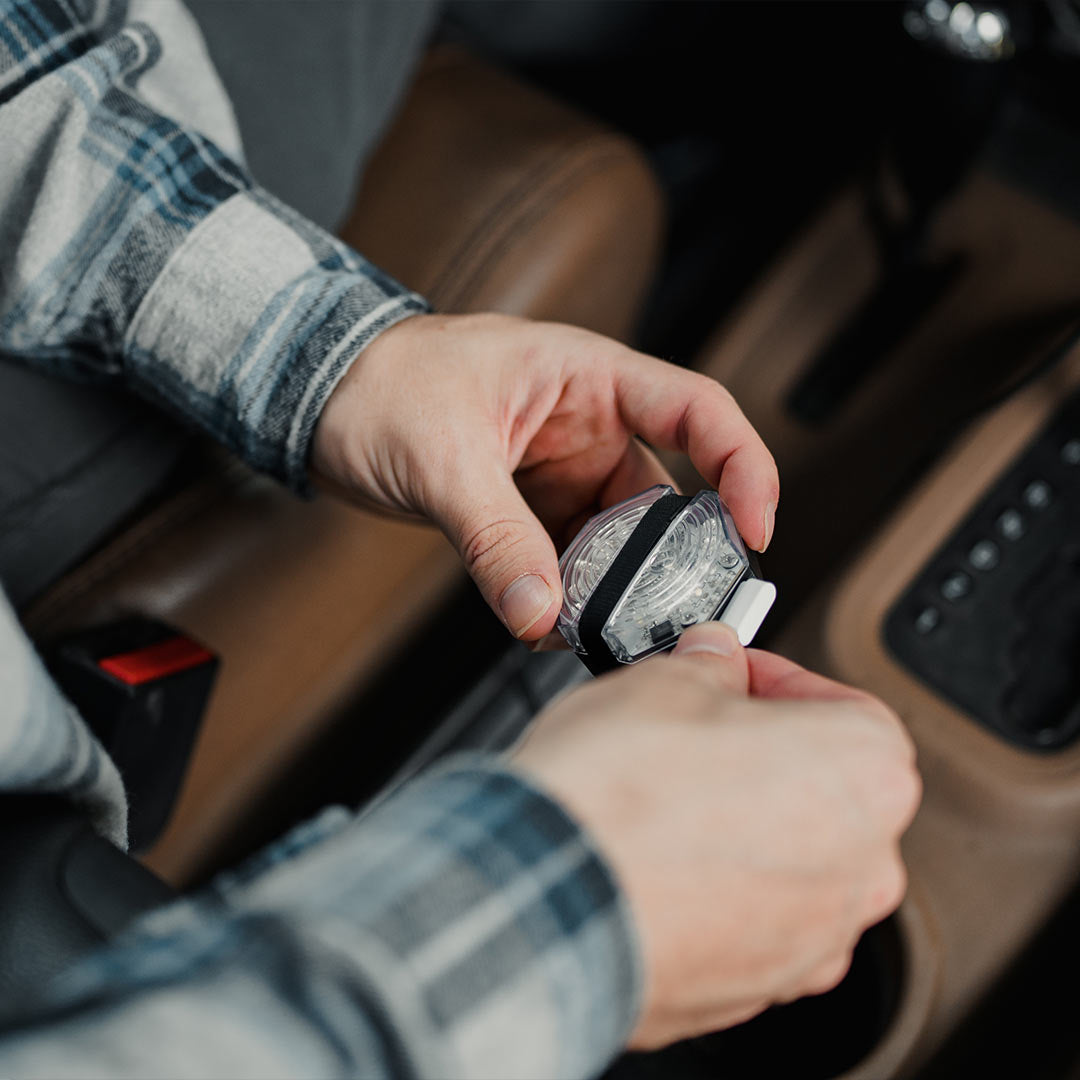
[49,619,219,852]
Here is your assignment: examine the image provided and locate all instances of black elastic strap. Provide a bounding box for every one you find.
[578,492,691,675]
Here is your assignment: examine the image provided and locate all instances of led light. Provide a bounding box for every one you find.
[557,485,775,667]
[949,2,974,33]
[925,0,950,23]
[976,10,1003,45]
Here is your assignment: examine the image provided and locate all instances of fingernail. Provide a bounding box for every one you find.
[500,574,553,638]
[677,622,740,657]
[761,500,777,552]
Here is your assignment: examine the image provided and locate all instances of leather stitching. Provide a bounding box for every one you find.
[433,138,630,310]
[430,137,636,311]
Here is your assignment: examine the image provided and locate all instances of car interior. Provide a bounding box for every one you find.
[2,1,1080,1076]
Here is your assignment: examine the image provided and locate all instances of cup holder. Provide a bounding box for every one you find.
[605,915,911,1080]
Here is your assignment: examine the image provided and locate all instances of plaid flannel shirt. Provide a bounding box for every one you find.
[0,1,642,1075]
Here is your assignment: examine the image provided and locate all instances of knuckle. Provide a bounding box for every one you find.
[804,884,855,947]
[868,855,908,920]
[841,704,920,802]
[867,701,917,758]
[872,755,922,829]
[693,371,736,404]
[849,694,905,736]
[460,518,530,575]
[894,759,923,821]
[711,382,739,411]
[806,951,854,996]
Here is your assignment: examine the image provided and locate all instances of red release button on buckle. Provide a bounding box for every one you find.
[98,636,215,686]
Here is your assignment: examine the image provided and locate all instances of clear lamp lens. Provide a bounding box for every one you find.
[557,485,751,664]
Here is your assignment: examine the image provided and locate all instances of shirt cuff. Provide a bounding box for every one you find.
[233,755,644,1079]
[123,187,429,493]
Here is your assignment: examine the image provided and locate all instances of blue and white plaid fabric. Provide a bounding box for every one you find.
[0,756,641,1078]
[0,0,427,490]
[0,1,643,1075]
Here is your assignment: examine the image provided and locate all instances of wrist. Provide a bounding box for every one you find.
[310,310,436,492]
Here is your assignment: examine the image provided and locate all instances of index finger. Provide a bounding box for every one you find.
[745,648,878,704]
[614,354,779,551]
[747,649,915,757]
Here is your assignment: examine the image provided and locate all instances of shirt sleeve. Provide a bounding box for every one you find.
[0,0,428,492]
[0,757,643,1079]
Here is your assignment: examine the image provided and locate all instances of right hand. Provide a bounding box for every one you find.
[512,622,921,1049]
[313,313,778,642]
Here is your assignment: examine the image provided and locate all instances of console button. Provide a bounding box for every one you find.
[940,571,972,602]
[968,539,1000,571]
[913,606,941,635]
[996,508,1025,541]
[1022,480,1052,510]
[1061,439,1080,466]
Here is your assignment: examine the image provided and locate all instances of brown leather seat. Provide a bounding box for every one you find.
[345,46,663,339]
[23,47,664,886]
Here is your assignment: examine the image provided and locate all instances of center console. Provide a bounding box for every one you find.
[645,150,1080,1076]
[885,383,1080,751]
[764,331,1080,1080]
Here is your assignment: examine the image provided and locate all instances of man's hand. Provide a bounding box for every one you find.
[312,313,778,641]
[512,623,921,1049]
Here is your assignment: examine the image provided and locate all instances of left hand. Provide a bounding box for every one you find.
[312,312,778,642]
[513,624,919,1047]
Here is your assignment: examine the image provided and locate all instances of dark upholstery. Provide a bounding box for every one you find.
[0,362,185,608]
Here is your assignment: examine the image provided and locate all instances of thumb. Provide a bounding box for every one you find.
[669,622,750,696]
[436,471,561,641]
